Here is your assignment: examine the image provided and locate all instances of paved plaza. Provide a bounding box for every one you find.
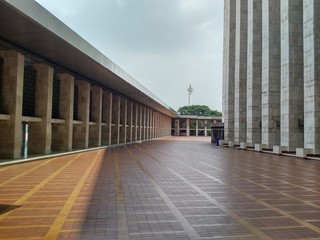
[1,137,320,239]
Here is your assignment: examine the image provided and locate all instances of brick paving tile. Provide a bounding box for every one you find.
[1,137,320,239]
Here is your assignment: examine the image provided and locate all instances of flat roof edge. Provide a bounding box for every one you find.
[4,0,177,117]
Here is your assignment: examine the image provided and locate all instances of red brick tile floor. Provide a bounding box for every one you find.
[1,136,320,239]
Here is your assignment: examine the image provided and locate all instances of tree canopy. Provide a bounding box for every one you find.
[177,105,222,116]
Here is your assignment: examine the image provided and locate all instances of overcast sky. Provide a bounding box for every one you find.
[35,0,224,112]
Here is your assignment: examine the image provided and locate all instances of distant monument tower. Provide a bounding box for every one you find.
[187,84,193,106]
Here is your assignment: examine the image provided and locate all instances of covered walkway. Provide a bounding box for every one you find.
[1,137,320,239]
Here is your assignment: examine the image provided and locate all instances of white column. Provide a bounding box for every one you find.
[234,0,248,143]
[247,0,262,145]
[223,0,236,142]
[304,0,320,153]
[261,0,281,148]
[281,0,304,151]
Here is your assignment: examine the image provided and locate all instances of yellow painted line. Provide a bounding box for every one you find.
[187,162,320,235]
[217,160,320,196]
[0,225,51,229]
[133,145,273,239]
[0,238,42,240]
[258,226,305,230]
[0,155,83,222]
[130,152,202,240]
[12,157,80,205]
[202,160,320,209]
[0,165,15,172]
[43,150,103,240]
[169,168,272,240]
[5,215,60,219]
[0,158,56,187]
[132,144,272,239]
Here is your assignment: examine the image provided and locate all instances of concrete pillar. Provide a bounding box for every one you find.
[304,0,320,153]
[196,119,198,136]
[261,0,281,148]
[159,113,162,137]
[0,57,3,114]
[112,95,120,145]
[136,104,139,141]
[158,112,161,138]
[128,101,133,143]
[145,107,149,140]
[280,0,304,151]
[152,110,155,138]
[163,115,166,137]
[150,109,153,139]
[186,118,190,136]
[247,0,262,145]
[157,112,159,137]
[223,0,236,142]
[89,86,102,147]
[154,111,156,138]
[133,102,137,142]
[103,91,112,146]
[205,120,208,137]
[154,111,157,138]
[0,50,24,159]
[73,80,90,149]
[147,108,150,139]
[119,97,127,144]
[143,106,146,140]
[177,119,180,136]
[139,105,143,140]
[234,0,248,143]
[101,91,111,146]
[29,63,53,154]
[162,114,165,137]
[150,109,154,139]
[52,73,74,152]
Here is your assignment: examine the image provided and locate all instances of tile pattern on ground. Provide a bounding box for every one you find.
[0,137,320,239]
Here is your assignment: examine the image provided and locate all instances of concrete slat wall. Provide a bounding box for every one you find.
[0,49,173,159]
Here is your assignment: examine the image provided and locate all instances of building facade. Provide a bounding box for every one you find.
[171,115,222,137]
[223,0,320,156]
[0,1,175,160]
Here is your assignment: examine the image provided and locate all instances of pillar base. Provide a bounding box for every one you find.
[273,146,286,154]
[255,144,267,152]
[228,141,234,147]
[240,142,247,149]
[296,148,313,158]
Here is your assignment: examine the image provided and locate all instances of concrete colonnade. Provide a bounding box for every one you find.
[0,49,172,159]
[223,0,320,156]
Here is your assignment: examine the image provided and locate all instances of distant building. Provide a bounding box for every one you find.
[171,115,222,137]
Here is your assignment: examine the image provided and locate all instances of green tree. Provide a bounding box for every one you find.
[177,105,222,116]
